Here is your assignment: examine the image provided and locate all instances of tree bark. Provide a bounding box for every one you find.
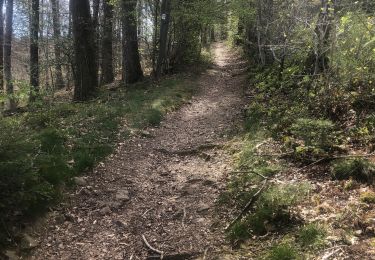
[30,0,40,101]
[154,0,171,79]
[50,0,64,89]
[122,0,143,84]
[70,0,98,101]
[92,0,100,81]
[0,0,4,92]
[101,0,114,84]
[4,0,15,110]
[152,0,159,71]
[314,0,332,74]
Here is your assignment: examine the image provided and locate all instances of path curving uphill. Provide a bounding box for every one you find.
[30,43,247,260]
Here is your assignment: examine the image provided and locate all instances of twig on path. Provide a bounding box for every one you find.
[181,207,187,229]
[155,143,223,156]
[226,179,268,231]
[252,151,294,157]
[142,235,164,258]
[331,152,375,159]
[230,170,269,180]
[142,208,153,218]
[293,158,326,174]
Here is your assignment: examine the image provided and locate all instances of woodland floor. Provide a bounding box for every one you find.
[28,43,248,259]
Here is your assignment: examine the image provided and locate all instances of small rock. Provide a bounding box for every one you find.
[354,230,363,236]
[64,213,75,222]
[73,177,87,186]
[350,236,359,245]
[197,204,210,213]
[4,250,18,260]
[140,130,153,138]
[199,152,211,161]
[20,234,39,250]
[326,236,341,242]
[109,201,123,210]
[79,188,92,196]
[115,190,130,202]
[113,220,126,229]
[100,206,112,215]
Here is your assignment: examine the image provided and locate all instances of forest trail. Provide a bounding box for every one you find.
[29,43,247,260]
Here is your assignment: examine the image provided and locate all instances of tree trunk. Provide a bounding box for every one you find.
[101,0,114,84]
[314,0,332,75]
[70,0,98,101]
[152,0,159,71]
[4,0,15,110]
[92,0,100,81]
[30,0,40,101]
[0,0,4,92]
[122,0,143,84]
[154,0,171,79]
[50,0,64,89]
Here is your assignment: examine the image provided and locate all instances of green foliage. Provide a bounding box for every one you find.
[264,243,299,260]
[360,191,375,204]
[290,119,336,149]
[228,183,310,241]
[331,158,374,183]
[227,221,251,242]
[296,223,326,247]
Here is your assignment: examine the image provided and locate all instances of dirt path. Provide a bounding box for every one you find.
[29,43,247,260]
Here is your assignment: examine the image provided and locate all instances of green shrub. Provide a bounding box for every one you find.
[145,108,163,126]
[360,191,375,204]
[228,183,310,239]
[265,243,299,260]
[296,223,326,247]
[331,158,374,183]
[227,221,251,242]
[290,118,336,150]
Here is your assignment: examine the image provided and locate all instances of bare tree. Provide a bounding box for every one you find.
[0,0,4,92]
[4,0,15,110]
[154,0,171,79]
[70,0,98,100]
[30,0,40,101]
[122,0,143,84]
[101,0,114,84]
[50,0,64,89]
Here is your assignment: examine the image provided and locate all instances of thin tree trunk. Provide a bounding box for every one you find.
[4,0,15,110]
[101,0,114,84]
[152,0,159,71]
[0,0,4,92]
[50,0,64,89]
[314,0,332,75]
[92,0,100,81]
[122,0,143,84]
[154,0,171,79]
[70,0,98,100]
[30,0,40,101]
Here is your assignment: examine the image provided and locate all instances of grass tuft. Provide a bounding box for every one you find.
[296,223,326,247]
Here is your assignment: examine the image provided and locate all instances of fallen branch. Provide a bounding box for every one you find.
[226,180,268,231]
[330,153,375,159]
[181,207,187,229]
[155,143,223,156]
[293,158,326,174]
[230,170,269,180]
[142,235,164,258]
[252,151,294,157]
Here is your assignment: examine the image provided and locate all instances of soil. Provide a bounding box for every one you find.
[28,43,248,260]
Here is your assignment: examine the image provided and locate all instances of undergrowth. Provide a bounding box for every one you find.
[222,62,375,258]
[0,75,197,248]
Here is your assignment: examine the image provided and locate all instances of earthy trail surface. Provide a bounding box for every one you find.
[29,43,247,260]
